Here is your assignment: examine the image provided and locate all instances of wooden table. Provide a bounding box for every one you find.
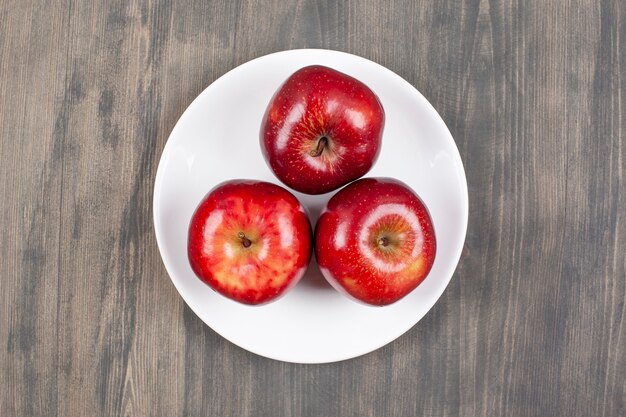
[2,1,624,416]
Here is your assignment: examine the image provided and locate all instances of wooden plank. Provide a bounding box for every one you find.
[0,0,623,416]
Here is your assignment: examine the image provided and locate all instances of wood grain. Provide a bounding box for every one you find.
[1,0,624,416]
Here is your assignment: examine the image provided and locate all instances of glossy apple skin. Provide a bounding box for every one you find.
[261,65,385,195]
[188,180,312,305]
[315,178,436,306]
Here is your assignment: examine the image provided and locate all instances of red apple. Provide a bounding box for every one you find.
[261,65,385,195]
[315,178,436,306]
[188,180,312,305]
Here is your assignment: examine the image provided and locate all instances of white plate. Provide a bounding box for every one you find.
[153,49,468,364]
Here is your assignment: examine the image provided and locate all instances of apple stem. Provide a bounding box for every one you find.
[310,136,328,157]
[378,236,390,247]
[238,232,252,248]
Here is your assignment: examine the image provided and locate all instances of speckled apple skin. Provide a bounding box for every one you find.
[188,180,312,305]
[315,178,436,306]
[261,65,385,195]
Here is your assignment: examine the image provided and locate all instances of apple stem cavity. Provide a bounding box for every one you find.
[310,136,328,157]
[238,231,252,248]
[378,236,390,247]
